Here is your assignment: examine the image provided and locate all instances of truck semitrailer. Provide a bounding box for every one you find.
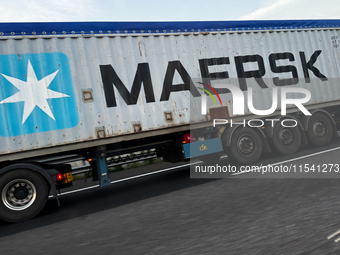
[0,20,339,222]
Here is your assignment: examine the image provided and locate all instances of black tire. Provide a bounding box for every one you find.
[306,113,334,147]
[226,127,263,165]
[0,169,48,223]
[271,121,301,155]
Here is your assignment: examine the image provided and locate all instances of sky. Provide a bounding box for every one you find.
[0,0,340,22]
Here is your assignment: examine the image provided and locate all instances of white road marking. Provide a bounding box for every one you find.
[110,162,196,184]
[51,162,200,197]
[231,146,340,176]
[327,229,340,242]
[51,145,340,197]
[327,229,340,240]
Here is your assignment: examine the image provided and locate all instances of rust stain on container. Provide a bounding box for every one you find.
[95,127,106,138]
[138,41,147,57]
[133,123,142,132]
[164,112,173,121]
[209,106,230,119]
[138,42,143,56]
[82,89,94,103]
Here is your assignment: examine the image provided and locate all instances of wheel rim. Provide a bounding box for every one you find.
[313,121,326,138]
[2,179,37,211]
[279,128,294,145]
[237,135,255,155]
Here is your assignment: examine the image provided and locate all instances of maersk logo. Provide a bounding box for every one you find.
[0,52,78,137]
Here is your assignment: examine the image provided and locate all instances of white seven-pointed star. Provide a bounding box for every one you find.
[0,60,70,124]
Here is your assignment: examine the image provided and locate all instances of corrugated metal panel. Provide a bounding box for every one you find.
[0,27,340,156]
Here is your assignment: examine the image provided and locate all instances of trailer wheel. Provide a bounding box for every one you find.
[306,113,334,147]
[226,127,263,165]
[271,123,301,155]
[0,169,48,222]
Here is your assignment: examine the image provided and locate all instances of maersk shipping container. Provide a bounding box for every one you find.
[2,20,340,223]
[0,20,340,161]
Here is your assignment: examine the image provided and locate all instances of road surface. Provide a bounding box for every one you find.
[1,139,340,254]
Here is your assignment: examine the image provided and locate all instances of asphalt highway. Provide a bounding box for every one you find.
[1,139,340,254]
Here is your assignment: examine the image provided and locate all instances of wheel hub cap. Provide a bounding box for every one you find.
[313,121,326,138]
[238,136,255,155]
[2,179,36,211]
[279,128,294,145]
